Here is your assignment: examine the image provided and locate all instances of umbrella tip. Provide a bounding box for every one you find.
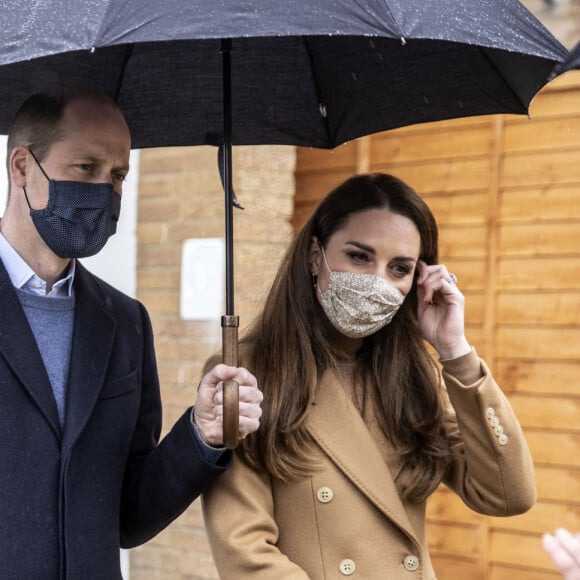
[232,194,244,210]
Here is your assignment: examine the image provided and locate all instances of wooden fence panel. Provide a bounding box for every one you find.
[500,185,580,222]
[423,191,489,225]
[489,501,580,535]
[495,360,580,396]
[491,530,560,571]
[490,566,560,580]
[427,522,482,560]
[371,158,491,194]
[497,292,580,326]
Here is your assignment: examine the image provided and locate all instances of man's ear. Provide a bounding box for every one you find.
[308,236,321,275]
[9,147,29,188]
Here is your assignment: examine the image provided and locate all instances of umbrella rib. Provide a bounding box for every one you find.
[302,36,332,147]
[479,46,529,113]
[112,44,135,103]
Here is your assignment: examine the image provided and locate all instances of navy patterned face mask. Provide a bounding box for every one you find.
[24,150,121,259]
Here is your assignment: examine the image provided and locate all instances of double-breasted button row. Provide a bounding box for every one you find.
[486,407,508,445]
[315,489,356,576]
[337,551,421,575]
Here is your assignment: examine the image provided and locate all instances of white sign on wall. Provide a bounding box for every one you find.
[180,237,225,320]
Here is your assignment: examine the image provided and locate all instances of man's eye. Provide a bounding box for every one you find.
[113,173,127,182]
[78,164,94,172]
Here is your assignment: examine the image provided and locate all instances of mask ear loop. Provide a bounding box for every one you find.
[320,244,333,275]
[313,245,334,295]
[28,149,51,181]
[22,187,33,210]
[23,148,51,210]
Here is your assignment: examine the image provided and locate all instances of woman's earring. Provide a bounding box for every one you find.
[311,272,318,288]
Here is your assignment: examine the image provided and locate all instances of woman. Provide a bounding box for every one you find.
[202,173,536,579]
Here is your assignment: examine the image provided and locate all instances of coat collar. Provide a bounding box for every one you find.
[305,368,420,547]
[0,259,61,438]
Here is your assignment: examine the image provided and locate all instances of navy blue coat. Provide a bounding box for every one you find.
[0,259,230,579]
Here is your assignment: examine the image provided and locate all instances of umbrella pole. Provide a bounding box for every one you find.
[220,37,240,449]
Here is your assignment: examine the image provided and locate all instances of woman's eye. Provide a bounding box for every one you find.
[347,252,369,263]
[113,172,127,182]
[77,163,94,173]
[392,264,411,276]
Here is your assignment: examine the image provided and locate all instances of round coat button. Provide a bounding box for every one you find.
[489,416,500,427]
[317,487,334,503]
[339,558,356,575]
[494,425,504,436]
[403,554,420,571]
[498,434,508,446]
[486,407,495,418]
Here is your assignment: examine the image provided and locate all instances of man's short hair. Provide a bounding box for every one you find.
[7,89,118,163]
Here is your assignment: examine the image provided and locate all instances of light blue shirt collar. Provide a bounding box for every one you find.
[0,231,75,298]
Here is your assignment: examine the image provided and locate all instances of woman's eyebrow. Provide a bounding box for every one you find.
[345,241,375,253]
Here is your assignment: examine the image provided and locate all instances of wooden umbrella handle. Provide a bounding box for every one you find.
[222,315,239,449]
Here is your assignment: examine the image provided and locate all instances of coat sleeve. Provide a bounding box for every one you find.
[441,349,537,516]
[202,453,311,579]
[119,302,231,547]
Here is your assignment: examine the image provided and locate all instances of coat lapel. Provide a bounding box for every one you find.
[62,263,117,452]
[306,370,419,547]
[0,260,61,438]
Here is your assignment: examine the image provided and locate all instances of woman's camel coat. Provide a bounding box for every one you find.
[202,350,536,579]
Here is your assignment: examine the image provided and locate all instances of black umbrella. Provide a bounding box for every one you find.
[0,2,568,148]
[0,0,567,447]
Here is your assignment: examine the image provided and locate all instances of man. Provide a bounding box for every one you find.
[0,90,262,579]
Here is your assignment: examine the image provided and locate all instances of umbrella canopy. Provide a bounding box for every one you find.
[0,0,567,446]
[0,0,568,149]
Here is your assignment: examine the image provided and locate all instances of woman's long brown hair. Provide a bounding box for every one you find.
[238,173,456,501]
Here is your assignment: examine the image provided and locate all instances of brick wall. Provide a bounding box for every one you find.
[130,144,296,579]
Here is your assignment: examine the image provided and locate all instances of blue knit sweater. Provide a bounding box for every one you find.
[16,289,75,427]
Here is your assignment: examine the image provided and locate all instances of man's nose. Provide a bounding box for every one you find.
[99,171,114,184]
